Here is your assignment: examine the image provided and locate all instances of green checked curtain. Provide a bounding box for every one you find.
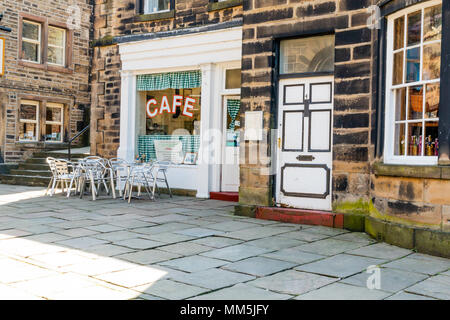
[137,70,202,91]
[138,135,200,162]
[227,99,241,130]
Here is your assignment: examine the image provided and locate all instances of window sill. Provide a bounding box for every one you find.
[373,162,450,180]
[135,10,175,22]
[18,60,73,74]
[207,0,243,12]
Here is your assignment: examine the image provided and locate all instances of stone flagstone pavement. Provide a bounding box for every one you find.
[0,184,449,300]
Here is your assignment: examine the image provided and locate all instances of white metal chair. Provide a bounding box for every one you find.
[108,158,130,197]
[123,162,156,203]
[78,158,116,201]
[46,158,79,197]
[152,161,173,198]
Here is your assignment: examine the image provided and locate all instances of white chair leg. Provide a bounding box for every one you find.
[50,178,57,197]
[45,177,53,196]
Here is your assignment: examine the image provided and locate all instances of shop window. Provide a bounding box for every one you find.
[22,20,41,63]
[48,26,66,66]
[280,34,335,75]
[18,101,39,142]
[143,0,170,14]
[386,1,441,164]
[45,103,64,142]
[225,69,241,89]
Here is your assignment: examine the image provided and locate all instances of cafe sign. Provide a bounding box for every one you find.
[146,95,196,119]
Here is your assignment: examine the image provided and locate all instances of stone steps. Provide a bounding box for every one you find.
[0,150,88,187]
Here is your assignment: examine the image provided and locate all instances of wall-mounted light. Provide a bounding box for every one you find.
[0,13,12,33]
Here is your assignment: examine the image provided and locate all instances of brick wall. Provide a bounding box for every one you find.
[240,0,376,206]
[0,0,92,162]
[91,0,243,157]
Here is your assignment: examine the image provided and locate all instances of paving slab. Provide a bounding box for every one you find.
[383,253,450,275]
[174,227,224,238]
[160,255,228,273]
[158,242,213,256]
[93,265,173,288]
[331,232,377,245]
[206,221,260,232]
[261,248,326,265]
[83,244,136,257]
[385,291,437,300]
[246,236,306,250]
[347,242,413,260]
[190,236,243,248]
[55,236,109,249]
[224,226,298,241]
[278,230,330,242]
[136,279,209,299]
[169,268,256,290]
[295,282,391,300]
[404,275,450,300]
[143,232,196,244]
[340,267,428,293]
[223,256,296,277]
[116,249,181,265]
[294,238,366,256]
[113,238,164,250]
[296,254,386,278]
[190,283,292,300]
[247,270,337,296]
[93,231,143,242]
[301,226,349,236]
[200,244,272,262]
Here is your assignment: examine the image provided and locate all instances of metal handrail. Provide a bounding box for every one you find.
[68,124,90,161]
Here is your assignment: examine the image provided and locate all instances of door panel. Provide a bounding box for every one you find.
[276,76,333,211]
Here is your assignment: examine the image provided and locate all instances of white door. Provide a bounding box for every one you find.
[221,96,241,192]
[276,76,334,210]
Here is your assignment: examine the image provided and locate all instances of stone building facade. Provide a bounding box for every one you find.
[0,0,92,163]
[238,0,450,241]
[91,0,243,158]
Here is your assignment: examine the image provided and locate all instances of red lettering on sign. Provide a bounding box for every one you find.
[182,97,196,118]
[146,99,158,118]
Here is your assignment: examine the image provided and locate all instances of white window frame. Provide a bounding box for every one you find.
[45,102,64,143]
[47,26,66,67]
[22,20,41,64]
[18,100,39,142]
[384,0,442,165]
[143,0,170,14]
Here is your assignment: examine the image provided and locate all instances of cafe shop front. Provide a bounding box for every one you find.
[116,24,242,198]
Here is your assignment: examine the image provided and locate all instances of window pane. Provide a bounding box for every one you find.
[48,27,65,47]
[144,0,169,13]
[424,121,439,156]
[408,85,423,120]
[393,51,404,85]
[140,88,201,163]
[406,47,420,82]
[45,124,62,142]
[19,123,38,141]
[22,41,39,62]
[225,69,241,89]
[23,21,39,40]
[425,83,439,119]
[394,16,405,50]
[395,88,406,121]
[407,122,422,156]
[424,4,442,42]
[48,46,64,65]
[407,10,421,46]
[20,103,37,121]
[46,107,62,122]
[423,43,441,80]
[394,123,406,156]
[280,35,334,74]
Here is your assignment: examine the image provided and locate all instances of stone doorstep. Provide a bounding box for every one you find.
[254,206,344,229]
